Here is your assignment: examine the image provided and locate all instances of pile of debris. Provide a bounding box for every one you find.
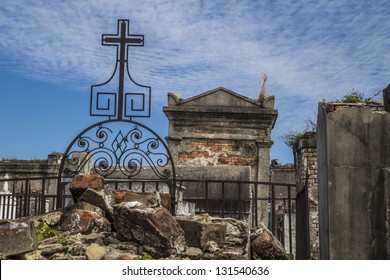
[0,175,288,260]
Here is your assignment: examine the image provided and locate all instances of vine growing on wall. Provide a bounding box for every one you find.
[318,89,381,107]
[281,118,316,149]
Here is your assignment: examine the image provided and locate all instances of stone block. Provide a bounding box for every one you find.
[0,219,38,257]
[176,215,226,249]
[34,211,63,227]
[59,209,111,234]
[250,222,287,260]
[69,174,105,202]
[78,187,115,220]
[183,247,204,259]
[113,203,185,258]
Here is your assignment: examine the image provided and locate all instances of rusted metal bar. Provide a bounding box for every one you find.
[288,186,292,254]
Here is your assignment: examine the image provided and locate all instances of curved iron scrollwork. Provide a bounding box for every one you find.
[60,120,174,179]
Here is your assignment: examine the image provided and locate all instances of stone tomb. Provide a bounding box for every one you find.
[163,87,278,225]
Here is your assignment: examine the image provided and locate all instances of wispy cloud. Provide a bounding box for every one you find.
[1,0,389,161]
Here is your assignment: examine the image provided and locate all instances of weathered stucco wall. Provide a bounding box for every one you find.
[317,104,390,259]
[0,153,62,194]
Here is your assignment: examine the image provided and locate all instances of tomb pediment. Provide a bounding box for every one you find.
[168,87,270,108]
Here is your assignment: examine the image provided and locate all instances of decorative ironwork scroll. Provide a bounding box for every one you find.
[61,120,173,179]
[90,19,151,120]
[58,20,176,214]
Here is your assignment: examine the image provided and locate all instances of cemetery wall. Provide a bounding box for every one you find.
[0,153,62,194]
[317,101,390,259]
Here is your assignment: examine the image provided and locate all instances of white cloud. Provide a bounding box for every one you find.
[1,0,390,161]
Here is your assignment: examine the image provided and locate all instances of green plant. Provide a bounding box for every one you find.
[133,253,153,260]
[338,90,365,103]
[281,132,305,148]
[281,117,316,149]
[58,237,68,245]
[320,89,381,105]
[143,253,154,260]
[35,222,59,242]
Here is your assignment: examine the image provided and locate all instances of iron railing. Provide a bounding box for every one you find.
[0,176,72,219]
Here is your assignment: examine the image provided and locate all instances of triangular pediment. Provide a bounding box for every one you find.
[177,87,261,108]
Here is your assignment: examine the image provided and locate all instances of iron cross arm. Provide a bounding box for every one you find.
[102,20,144,55]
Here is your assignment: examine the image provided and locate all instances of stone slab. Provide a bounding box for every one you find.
[176,215,226,249]
[0,219,38,257]
[113,203,185,258]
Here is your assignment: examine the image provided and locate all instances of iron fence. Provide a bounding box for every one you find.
[0,176,72,219]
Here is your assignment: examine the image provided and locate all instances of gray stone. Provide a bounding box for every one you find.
[39,243,69,257]
[78,186,115,220]
[63,201,105,216]
[20,250,45,260]
[262,96,275,109]
[176,215,226,249]
[0,219,38,257]
[183,247,204,260]
[35,211,63,227]
[68,243,86,256]
[204,249,247,260]
[203,240,219,253]
[113,203,186,258]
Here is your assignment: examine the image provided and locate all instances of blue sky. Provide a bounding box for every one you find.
[0,0,389,163]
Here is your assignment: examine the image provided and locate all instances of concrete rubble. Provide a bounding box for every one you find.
[0,174,288,260]
[251,222,288,260]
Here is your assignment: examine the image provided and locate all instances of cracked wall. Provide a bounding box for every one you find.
[317,103,390,259]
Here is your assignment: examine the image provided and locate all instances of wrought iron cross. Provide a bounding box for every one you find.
[90,19,151,120]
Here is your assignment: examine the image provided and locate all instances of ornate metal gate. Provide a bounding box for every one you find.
[57,19,176,212]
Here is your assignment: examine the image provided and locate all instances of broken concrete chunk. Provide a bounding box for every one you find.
[86,243,106,260]
[36,211,63,227]
[59,209,111,234]
[0,219,38,257]
[250,222,288,260]
[63,201,105,216]
[69,174,105,202]
[176,215,226,249]
[77,187,115,220]
[113,203,185,258]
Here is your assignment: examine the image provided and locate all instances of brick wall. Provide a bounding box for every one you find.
[177,139,258,167]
